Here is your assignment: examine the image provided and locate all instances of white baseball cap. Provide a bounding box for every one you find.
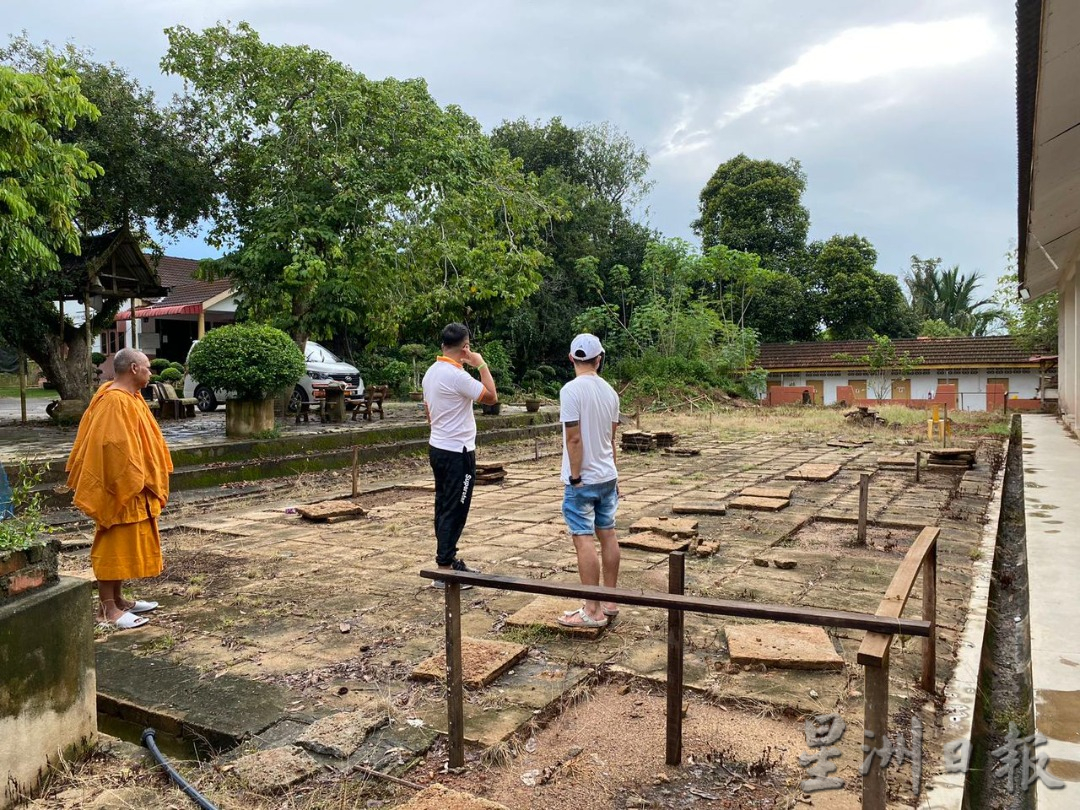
[570,333,604,361]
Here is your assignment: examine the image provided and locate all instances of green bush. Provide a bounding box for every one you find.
[160,367,183,382]
[149,374,163,383]
[91,352,106,366]
[168,361,185,373]
[0,460,51,552]
[150,358,171,371]
[187,324,306,400]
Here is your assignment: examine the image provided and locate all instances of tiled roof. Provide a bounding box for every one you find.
[758,336,1038,370]
[142,255,234,307]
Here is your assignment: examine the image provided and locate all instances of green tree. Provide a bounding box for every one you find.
[692,154,810,269]
[833,334,923,400]
[811,235,918,340]
[0,60,100,284]
[993,253,1057,353]
[1,38,218,401]
[162,23,549,353]
[490,117,653,375]
[905,255,1000,336]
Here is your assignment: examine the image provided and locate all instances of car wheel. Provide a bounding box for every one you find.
[194,385,218,412]
[288,384,306,413]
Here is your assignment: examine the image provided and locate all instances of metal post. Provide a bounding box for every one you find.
[351,447,359,498]
[666,551,686,765]
[942,405,948,448]
[858,473,870,545]
[914,451,921,484]
[445,581,464,769]
[862,652,890,810]
[921,543,937,694]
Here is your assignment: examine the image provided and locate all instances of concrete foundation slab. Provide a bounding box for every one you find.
[628,516,699,537]
[671,501,726,515]
[740,485,795,499]
[231,746,321,792]
[411,637,528,689]
[785,464,841,481]
[295,707,386,759]
[728,496,789,512]
[725,624,844,670]
[619,531,690,553]
[505,596,605,639]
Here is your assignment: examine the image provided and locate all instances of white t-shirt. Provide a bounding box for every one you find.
[560,374,620,485]
[423,358,486,452]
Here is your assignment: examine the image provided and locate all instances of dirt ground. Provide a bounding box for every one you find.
[24,406,1010,809]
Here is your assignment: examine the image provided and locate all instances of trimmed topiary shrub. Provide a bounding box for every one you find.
[168,361,185,373]
[91,352,106,366]
[150,358,171,371]
[160,367,183,382]
[187,324,305,401]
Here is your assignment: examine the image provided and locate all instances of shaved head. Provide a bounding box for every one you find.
[113,348,149,376]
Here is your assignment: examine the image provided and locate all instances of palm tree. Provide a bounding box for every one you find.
[905,256,1002,336]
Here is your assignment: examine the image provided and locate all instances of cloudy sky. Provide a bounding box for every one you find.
[9,0,1018,293]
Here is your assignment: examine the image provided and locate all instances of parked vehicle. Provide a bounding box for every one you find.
[183,340,363,412]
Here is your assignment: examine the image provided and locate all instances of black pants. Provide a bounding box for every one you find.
[429,446,476,566]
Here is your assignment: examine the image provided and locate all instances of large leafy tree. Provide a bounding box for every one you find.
[1,37,218,401]
[811,235,918,340]
[692,154,810,269]
[0,59,100,284]
[490,117,653,374]
[905,255,1000,336]
[162,23,549,353]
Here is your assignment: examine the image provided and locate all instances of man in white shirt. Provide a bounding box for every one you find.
[557,333,621,628]
[422,323,498,588]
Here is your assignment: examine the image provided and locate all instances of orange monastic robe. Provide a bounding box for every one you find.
[66,383,173,580]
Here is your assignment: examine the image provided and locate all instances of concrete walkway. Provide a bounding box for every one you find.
[1020,414,1080,806]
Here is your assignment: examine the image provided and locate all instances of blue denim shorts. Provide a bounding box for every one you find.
[562,479,619,536]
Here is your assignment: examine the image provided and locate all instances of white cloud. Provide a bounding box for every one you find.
[720,17,997,127]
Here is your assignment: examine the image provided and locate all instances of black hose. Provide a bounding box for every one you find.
[141,728,220,810]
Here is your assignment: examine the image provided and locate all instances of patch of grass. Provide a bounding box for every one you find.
[969,547,983,561]
[0,386,53,399]
[251,427,282,440]
[499,623,558,646]
[140,634,178,654]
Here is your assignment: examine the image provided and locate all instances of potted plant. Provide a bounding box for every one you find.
[0,461,58,601]
[186,324,306,438]
[401,343,429,401]
[521,369,544,413]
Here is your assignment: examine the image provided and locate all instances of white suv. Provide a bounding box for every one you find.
[183,340,363,412]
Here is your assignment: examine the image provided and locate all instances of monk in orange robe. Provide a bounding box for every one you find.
[66,347,173,629]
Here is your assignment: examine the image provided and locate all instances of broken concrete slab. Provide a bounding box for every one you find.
[725,624,844,671]
[296,499,368,522]
[785,463,841,481]
[411,637,528,689]
[295,707,386,759]
[628,516,699,537]
[504,596,605,639]
[396,783,511,809]
[619,530,691,553]
[740,485,795,499]
[671,501,726,515]
[728,496,789,512]
[231,746,321,793]
[877,456,916,468]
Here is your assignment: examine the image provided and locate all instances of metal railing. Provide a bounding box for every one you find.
[422,528,939,810]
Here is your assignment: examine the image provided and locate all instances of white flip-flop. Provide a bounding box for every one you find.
[128,600,159,614]
[113,612,149,630]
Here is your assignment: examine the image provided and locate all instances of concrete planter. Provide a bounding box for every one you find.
[524,398,541,413]
[225,397,275,438]
[1,577,96,809]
